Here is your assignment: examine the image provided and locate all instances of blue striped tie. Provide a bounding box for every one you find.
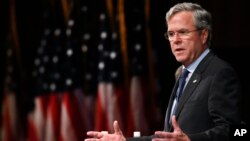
[168,68,189,126]
[176,68,189,101]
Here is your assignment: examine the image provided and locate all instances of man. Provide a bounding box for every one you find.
[85,2,242,141]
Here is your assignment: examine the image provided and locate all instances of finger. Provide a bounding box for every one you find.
[171,115,181,132]
[152,138,166,141]
[87,131,104,138]
[85,139,100,141]
[154,131,174,138]
[113,120,123,135]
[85,139,96,141]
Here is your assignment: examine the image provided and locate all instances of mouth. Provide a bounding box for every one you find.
[175,48,185,53]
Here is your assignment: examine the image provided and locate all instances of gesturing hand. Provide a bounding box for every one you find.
[153,116,190,141]
[85,120,126,141]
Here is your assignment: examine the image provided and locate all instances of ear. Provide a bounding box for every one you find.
[201,29,209,44]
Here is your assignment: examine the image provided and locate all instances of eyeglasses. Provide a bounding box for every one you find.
[164,28,202,41]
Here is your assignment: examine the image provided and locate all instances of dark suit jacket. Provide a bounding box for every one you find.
[127,51,242,141]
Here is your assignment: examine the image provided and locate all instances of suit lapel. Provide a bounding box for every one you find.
[164,81,179,131]
[174,51,214,120]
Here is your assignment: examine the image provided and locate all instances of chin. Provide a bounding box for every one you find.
[175,57,184,63]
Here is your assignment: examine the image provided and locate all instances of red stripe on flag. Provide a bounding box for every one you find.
[27,114,39,141]
[27,95,48,141]
[59,91,84,141]
[1,93,17,141]
[44,93,61,141]
[95,83,108,131]
[95,82,124,132]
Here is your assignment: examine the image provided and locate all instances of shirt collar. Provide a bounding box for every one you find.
[183,48,210,73]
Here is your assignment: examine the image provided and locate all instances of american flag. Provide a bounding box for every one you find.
[1,0,25,140]
[27,10,52,140]
[125,0,161,136]
[59,2,86,141]
[2,30,19,141]
[25,0,162,140]
[28,4,64,140]
[27,1,88,140]
[76,0,100,136]
[95,0,125,133]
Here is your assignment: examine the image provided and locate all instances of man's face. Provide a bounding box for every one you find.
[167,11,208,67]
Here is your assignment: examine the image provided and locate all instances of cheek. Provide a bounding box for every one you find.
[170,46,175,54]
[187,42,198,53]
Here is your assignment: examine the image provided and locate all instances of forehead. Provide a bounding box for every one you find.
[167,11,195,30]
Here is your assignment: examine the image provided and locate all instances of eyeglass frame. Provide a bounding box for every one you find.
[164,28,203,41]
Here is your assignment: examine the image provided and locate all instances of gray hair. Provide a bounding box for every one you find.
[166,2,212,47]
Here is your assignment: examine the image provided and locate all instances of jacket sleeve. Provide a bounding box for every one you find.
[126,135,155,141]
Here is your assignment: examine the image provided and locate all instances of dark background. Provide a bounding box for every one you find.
[0,0,249,132]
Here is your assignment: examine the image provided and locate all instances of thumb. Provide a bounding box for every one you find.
[171,115,181,132]
[113,120,123,135]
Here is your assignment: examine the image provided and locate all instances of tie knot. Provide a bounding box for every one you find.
[180,68,189,79]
